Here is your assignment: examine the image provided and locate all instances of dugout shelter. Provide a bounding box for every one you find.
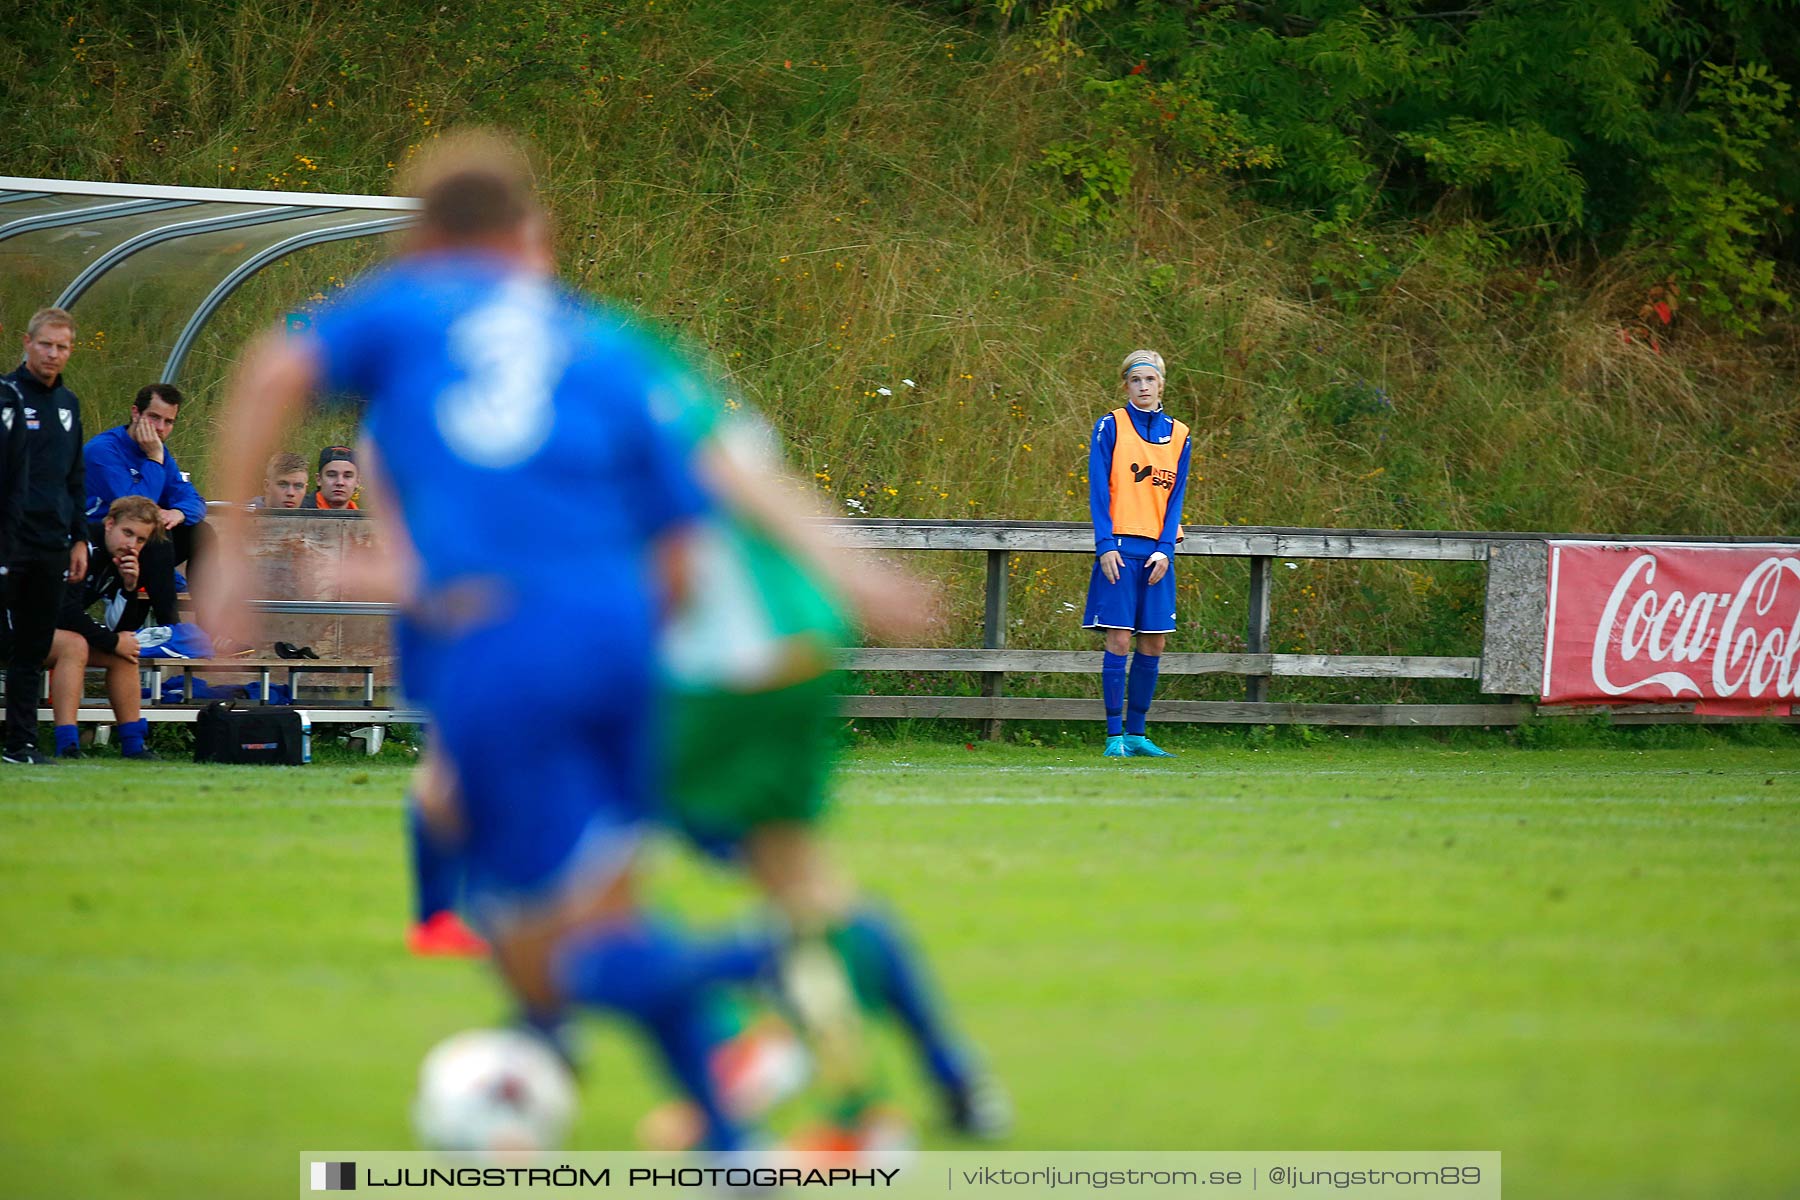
[0,176,416,399]
[0,177,418,742]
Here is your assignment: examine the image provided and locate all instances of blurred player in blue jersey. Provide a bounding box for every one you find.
[346,419,1011,1154]
[201,132,773,1151]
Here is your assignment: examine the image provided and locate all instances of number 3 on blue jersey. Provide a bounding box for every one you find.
[435,279,568,469]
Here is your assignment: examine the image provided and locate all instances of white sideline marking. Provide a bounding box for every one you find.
[844,764,1275,778]
[856,793,1189,808]
[841,763,1790,781]
[0,795,398,814]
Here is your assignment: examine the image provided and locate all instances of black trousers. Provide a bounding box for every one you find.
[4,550,66,753]
[139,519,215,626]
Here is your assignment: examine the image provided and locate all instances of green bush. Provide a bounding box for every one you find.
[994,0,1798,333]
[1641,62,1794,333]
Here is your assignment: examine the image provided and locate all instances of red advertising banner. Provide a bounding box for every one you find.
[1543,541,1800,713]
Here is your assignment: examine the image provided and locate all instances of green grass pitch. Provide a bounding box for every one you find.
[2,741,1796,1199]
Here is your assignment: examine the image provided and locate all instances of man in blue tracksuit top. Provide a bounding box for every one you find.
[1084,348,1193,757]
[84,382,210,625]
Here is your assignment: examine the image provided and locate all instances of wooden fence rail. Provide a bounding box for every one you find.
[813,519,1504,731]
[238,514,1799,730]
[810,519,1799,730]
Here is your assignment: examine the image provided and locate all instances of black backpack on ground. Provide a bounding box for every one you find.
[193,702,305,765]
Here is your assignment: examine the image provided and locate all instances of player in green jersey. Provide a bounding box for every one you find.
[649,370,1012,1151]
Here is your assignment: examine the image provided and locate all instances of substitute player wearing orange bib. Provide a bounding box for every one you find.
[1083,349,1192,757]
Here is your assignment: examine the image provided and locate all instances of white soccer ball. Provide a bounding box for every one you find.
[412,1029,578,1154]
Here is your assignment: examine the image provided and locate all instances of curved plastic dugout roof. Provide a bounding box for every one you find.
[0,176,418,383]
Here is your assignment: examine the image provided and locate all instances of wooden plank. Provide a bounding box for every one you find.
[237,510,1800,555]
[1265,654,1480,680]
[828,524,1094,553]
[1202,533,1490,561]
[1481,540,1548,695]
[820,522,1491,560]
[844,648,1078,672]
[979,548,1009,740]
[818,520,1795,558]
[1246,555,1273,701]
[843,648,1480,679]
[268,507,1799,546]
[845,649,1080,673]
[837,518,1800,541]
[839,695,1531,725]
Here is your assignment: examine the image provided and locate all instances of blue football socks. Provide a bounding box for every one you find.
[1125,653,1162,735]
[554,917,777,1151]
[833,905,973,1094]
[54,724,79,757]
[119,718,149,758]
[1101,651,1128,736]
[556,918,774,1014]
[408,800,459,924]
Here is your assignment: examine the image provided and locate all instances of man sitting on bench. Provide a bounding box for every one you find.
[49,496,162,759]
[84,383,212,626]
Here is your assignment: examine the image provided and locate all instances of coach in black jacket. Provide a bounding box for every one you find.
[2,308,90,764]
[0,362,22,565]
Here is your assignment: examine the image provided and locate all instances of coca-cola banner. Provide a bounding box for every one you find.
[1542,541,1800,713]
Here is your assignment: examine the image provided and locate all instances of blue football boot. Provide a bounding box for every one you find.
[1123,734,1174,758]
[1103,735,1128,757]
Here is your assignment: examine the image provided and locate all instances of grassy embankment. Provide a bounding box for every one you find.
[2,0,1796,704]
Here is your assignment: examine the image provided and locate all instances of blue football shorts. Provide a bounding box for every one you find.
[1082,553,1179,634]
[410,594,661,931]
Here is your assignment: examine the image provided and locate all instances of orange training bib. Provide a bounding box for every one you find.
[1106,407,1189,542]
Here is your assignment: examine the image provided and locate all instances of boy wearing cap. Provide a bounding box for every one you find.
[302,446,361,509]
[1083,349,1192,757]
